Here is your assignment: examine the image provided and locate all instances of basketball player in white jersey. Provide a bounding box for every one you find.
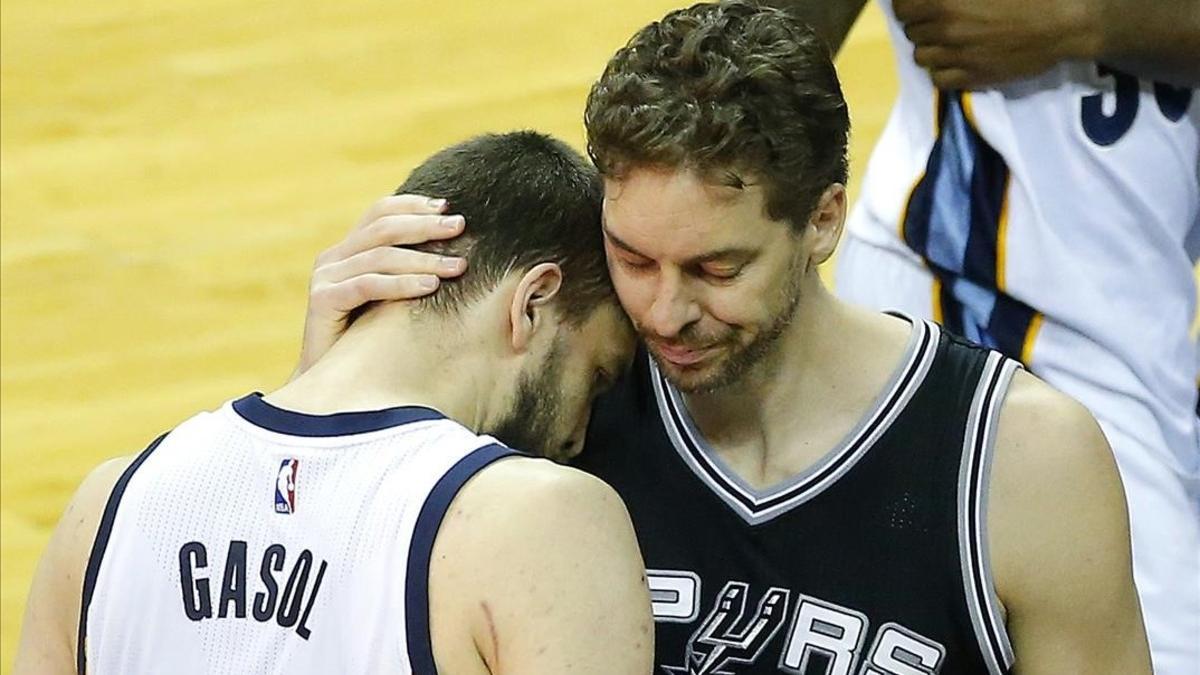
[14,131,653,675]
[754,1,1200,672]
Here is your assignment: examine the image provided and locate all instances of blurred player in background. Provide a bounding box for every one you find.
[15,132,652,675]
[298,3,1152,672]
[764,1,1200,671]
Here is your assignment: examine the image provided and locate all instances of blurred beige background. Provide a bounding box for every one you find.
[0,0,900,668]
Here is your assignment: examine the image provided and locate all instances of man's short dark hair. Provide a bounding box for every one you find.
[392,131,613,325]
[584,0,850,231]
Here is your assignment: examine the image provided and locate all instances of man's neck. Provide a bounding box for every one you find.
[681,283,913,486]
[266,308,505,433]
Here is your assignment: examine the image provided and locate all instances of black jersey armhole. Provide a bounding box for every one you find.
[404,443,516,674]
[958,353,1020,674]
[76,432,168,675]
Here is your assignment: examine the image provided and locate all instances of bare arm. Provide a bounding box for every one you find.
[989,372,1151,674]
[1097,0,1200,85]
[430,458,653,674]
[895,0,1200,89]
[756,0,871,54]
[14,457,134,675]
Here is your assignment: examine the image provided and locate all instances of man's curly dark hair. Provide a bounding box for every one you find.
[584,0,850,231]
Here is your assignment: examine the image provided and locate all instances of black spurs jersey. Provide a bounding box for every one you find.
[575,317,1020,675]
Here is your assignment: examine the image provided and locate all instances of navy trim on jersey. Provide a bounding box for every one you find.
[937,278,1039,365]
[77,433,168,675]
[654,317,940,526]
[405,443,516,674]
[232,393,445,437]
[902,93,1007,286]
[901,92,1041,364]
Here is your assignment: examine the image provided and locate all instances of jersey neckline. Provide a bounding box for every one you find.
[651,314,940,526]
[231,392,446,437]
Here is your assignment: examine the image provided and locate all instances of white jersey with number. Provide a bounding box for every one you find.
[80,393,514,675]
[845,0,1200,474]
[836,4,1200,673]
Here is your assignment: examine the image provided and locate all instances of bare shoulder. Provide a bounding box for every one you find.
[74,455,138,512]
[14,455,137,673]
[991,369,1116,487]
[54,455,139,570]
[63,454,138,563]
[461,455,628,517]
[988,368,1129,603]
[63,455,137,548]
[429,455,651,674]
[442,455,637,563]
[986,364,1149,670]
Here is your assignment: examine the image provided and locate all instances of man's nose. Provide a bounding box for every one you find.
[646,270,700,339]
[560,412,592,461]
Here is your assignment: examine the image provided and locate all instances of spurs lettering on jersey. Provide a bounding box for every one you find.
[651,571,945,675]
[178,540,329,640]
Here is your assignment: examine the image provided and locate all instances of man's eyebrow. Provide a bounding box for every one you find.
[602,225,756,265]
[686,247,757,265]
[602,225,649,257]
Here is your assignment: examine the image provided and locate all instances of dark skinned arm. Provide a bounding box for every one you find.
[894,0,1200,88]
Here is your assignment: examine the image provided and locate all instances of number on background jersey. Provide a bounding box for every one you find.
[1081,64,1194,146]
[1154,81,1193,122]
[1081,65,1140,146]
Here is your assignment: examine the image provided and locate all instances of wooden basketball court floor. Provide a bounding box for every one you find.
[4,1,1180,669]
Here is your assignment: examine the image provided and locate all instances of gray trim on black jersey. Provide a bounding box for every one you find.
[958,351,1020,674]
[652,316,940,526]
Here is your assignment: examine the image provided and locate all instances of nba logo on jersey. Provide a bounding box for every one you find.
[274,458,298,514]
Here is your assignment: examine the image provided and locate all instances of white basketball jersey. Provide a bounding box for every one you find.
[847,0,1200,471]
[80,393,515,674]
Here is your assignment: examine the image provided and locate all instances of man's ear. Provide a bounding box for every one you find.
[806,184,847,266]
[509,262,564,352]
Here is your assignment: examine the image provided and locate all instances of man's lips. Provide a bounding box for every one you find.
[653,342,715,366]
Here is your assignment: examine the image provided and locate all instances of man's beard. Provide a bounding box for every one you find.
[488,339,567,460]
[652,256,804,394]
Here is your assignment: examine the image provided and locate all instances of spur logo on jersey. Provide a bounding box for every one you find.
[650,572,946,675]
[662,581,790,675]
[274,458,298,514]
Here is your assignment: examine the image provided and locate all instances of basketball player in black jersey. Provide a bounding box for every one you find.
[291,3,1150,673]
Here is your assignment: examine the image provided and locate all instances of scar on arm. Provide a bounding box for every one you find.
[480,600,500,671]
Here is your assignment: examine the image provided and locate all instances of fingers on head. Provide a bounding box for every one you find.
[355,194,448,231]
[317,214,459,267]
[363,214,465,248]
[337,247,462,282]
[346,273,441,304]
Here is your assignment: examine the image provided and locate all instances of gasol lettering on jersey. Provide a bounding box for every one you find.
[177,540,328,640]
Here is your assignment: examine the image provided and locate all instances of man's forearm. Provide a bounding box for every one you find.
[1092,0,1200,84]
[757,0,870,53]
